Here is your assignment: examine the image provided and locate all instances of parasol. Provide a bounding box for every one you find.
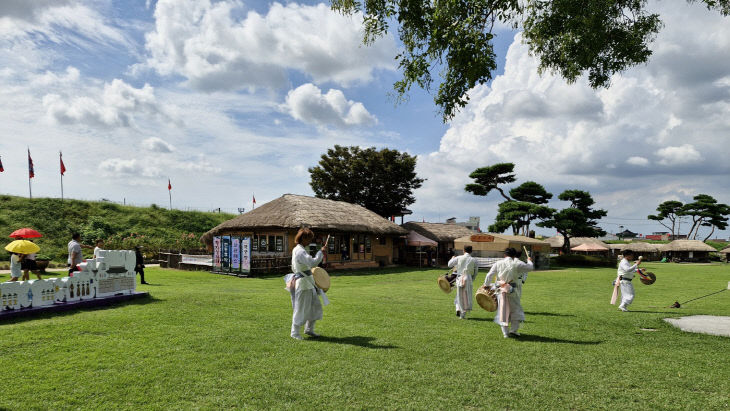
[9,228,42,239]
[5,239,41,254]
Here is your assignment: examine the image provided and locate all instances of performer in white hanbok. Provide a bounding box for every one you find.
[484,248,533,338]
[448,245,479,319]
[284,228,328,340]
[616,249,641,312]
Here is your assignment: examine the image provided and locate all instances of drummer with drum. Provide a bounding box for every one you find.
[447,245,479,319]
[285,228,329,340]
[483,248,533,338]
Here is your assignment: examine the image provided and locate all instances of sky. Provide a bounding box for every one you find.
[0,0,728,240]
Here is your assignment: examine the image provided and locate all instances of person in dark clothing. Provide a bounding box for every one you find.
[135,245,149,284]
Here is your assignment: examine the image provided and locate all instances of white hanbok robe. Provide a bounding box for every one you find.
[448,253,479,313]
[288,244,324,326]
[485,257,533,326]
[617,258,638,307]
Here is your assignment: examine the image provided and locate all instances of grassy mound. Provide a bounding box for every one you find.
[0,195,233,263]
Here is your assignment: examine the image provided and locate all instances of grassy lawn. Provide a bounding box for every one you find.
[1,263,729,410]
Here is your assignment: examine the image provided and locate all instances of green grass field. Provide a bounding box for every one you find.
[1,263,729,410]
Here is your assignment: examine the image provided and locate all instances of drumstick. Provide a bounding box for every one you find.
[522,246,530,259]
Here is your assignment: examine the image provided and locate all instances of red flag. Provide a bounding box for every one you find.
[0,156,4,172]
[60,152,66,176]
[28,149,34,179]
[253,194,256,204]
[168,178,172,191]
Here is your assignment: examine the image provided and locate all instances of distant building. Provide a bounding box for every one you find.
[618,229,638,239]
[445,216,481,233]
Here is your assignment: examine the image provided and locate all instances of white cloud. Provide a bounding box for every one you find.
[98,158,162,179]
[626,156,650,167]
[43,78,173,128]
[141,0,397,91]
[655,144,702,165]
[282,83,377,127]
[142,137,175,153]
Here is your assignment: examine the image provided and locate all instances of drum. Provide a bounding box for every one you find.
[639,271,656,285]
[312,267,330,292]
[437,273,457,293]
[476,286,497,312]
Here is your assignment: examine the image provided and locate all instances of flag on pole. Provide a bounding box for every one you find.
[0,156,4,172]
[60,152,66,176]
[168,178,172,191]
[253,194,256,204]
[28,149,34,178]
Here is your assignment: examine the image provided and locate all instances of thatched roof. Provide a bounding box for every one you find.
[545,236,609,249]
[401,222,474,242]
[719,246,730,254]
[658,240,717,252]
[607,242,661,252]
[200,194,407,245]
[454,233,550,246]
[571,243,608,251]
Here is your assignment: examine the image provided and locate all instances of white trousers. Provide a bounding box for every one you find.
[619,280,635,308]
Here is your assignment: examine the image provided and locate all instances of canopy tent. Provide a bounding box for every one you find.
[571,243,609,252]
[406,230,437,247]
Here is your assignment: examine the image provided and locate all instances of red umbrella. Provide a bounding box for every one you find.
[9,228,42,239]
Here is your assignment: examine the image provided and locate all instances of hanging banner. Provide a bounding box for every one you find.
[241,237,251,273]
[222,236,231,271]
[231,237,241,271]
[213,236,222,271]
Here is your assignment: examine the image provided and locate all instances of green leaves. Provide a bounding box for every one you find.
[332,0,727,121]
[309,145,425,216]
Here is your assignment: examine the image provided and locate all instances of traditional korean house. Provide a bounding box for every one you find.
[658,240,718,262]
[719,246,730,263]
[453,233,552,269]
[401,222,474,265]
[201,194,407,274]
[545,236,610,255]
[607,242,662,261]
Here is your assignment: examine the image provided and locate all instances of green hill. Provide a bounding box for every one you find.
[0,195,234,263]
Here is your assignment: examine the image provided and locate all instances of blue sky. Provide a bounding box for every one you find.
[0,0,729,240]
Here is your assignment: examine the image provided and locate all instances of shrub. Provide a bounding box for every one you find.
[551,254,616,268]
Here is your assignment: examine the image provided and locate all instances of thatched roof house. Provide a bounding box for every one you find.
[658,240,717,262]
[607,242,661,252]
[720,246,730,262]
[658,240,717,252]
[454,233,552,269]
[401,222,474,265]
[545,236,609,251]
[201,194,407,273]
[402,222,474,242]
[606,242,662,260]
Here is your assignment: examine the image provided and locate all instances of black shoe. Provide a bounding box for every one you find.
[456,310,461,317]
[141,282,149,284]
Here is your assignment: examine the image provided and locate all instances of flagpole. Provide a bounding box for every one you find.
[27,147,32,199]
[168,178,172,210]
[60,151,64,201]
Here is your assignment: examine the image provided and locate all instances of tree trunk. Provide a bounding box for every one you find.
[703,226,715,242]
[562,233,571,254]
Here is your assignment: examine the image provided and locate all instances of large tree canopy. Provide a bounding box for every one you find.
[680,194,730,241]
[538,190,607,253]
[648,200,684,238]
[331,0,730,121]
[309,145,425,217]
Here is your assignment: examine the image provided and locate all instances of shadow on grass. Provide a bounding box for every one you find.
[0,294,163,325]
[310,335,399,349]
[513,334,602,345]
[467,317,493,322]
[525,311,576,317]
[624,310,678,314]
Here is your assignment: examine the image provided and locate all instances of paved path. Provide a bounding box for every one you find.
[664,315,730,337]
